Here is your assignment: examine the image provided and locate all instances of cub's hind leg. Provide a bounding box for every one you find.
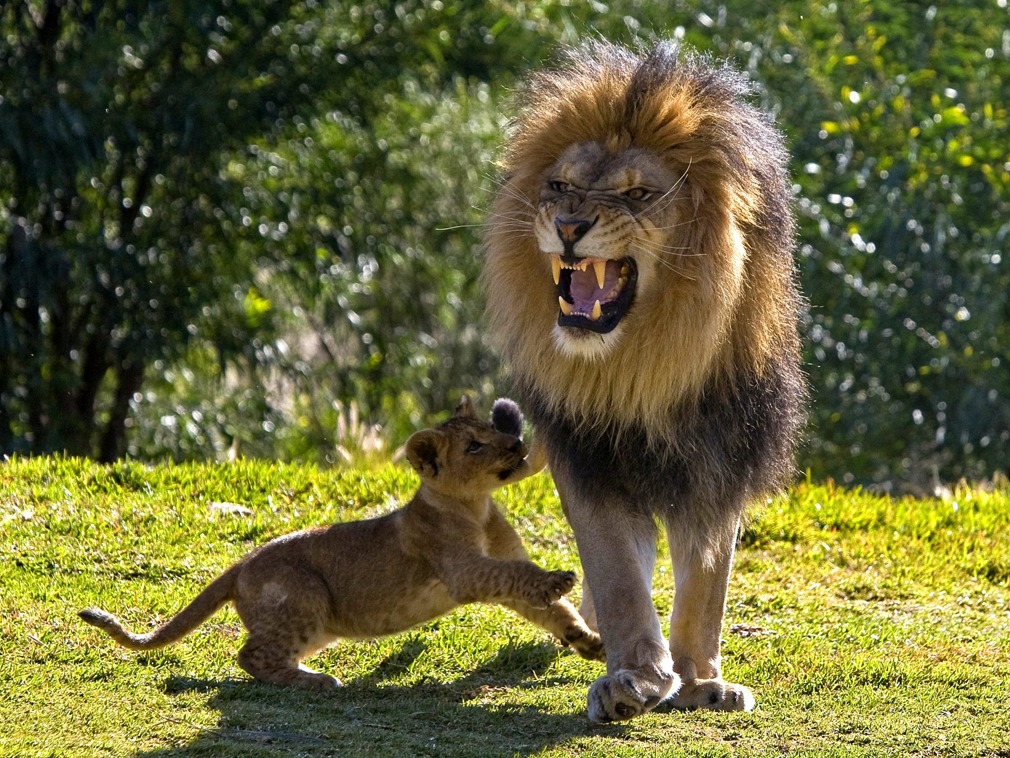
[237,633,340,691]
[233,565,340,691]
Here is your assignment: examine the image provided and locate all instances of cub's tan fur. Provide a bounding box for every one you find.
[79,397,603,690]
[484,41,804,721]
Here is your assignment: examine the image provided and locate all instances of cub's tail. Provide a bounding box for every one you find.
[79,564,240,650]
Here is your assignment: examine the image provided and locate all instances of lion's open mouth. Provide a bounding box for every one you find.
[552,255,637,334]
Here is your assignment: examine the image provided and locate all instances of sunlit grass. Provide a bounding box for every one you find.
[2,457,1008,757]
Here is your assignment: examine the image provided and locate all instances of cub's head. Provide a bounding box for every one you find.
[405,396,533,496]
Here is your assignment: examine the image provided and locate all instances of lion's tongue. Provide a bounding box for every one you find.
[569,261,621,311]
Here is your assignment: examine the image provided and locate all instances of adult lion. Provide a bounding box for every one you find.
[483,40,804,722]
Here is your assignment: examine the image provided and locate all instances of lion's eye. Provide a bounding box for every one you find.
[624,187,652,201]
[466,440,484,453]
[548,180,570,193]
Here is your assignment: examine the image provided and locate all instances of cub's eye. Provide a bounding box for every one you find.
[466,440,484,453]
[624,187,653,201]
[548,180,570,193]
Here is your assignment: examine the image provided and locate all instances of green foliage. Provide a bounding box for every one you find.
[3,458,1010,756]
[126,1,567,462]
[0,0,349,459]
[762,1,1010,486]
[2,1,1008,486]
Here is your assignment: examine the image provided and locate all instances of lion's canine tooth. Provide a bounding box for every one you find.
[591,300,602,321]
[552,256,561,286]
[559,297,573,316]
[592,260,607,290]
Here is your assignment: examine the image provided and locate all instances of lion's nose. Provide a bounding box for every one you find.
[554,216,596,247]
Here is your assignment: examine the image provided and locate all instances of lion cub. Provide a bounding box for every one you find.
[79,397,603,690]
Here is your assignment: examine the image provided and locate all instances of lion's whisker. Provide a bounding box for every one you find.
[436,223,481,231]
[632,236,702,279]
[437,211,532,233]
[484,178,539,212]
[645,214,701,233]
[643,160,692,215]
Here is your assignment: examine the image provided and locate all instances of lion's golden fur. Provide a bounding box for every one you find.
[484,42,801,439]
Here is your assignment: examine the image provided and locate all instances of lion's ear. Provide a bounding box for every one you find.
[491,398,523,438]
[454,395,478,419]
[405,430,446,479]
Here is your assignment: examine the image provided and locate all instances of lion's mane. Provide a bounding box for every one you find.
[483,41,804,532]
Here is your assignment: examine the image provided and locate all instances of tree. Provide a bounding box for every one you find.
[0,0,343,459]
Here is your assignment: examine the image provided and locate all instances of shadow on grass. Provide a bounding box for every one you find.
[135,641,615,758]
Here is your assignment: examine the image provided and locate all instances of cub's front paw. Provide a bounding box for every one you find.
[526,569,576,608]
[587,668,680,723]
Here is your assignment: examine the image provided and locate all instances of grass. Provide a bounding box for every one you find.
[2,456,1009,758]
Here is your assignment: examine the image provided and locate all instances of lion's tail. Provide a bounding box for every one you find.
[79,564,240,650]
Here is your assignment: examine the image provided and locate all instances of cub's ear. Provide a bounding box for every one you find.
[491,398,523,438]
[454,395,479,419]
[405,430,446,478]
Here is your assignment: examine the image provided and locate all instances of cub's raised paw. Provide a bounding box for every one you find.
[664,678,755,712]
[526,569,576,608]
[587,668,680,723]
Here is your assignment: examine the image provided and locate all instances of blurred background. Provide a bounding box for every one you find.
[1,0,1007,491]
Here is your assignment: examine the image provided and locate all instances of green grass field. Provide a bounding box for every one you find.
[2,456,1008,757]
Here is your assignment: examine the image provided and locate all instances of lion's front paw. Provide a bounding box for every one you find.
[666,678,755,712]
[526,569,576,608]
[587,668,680,723]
